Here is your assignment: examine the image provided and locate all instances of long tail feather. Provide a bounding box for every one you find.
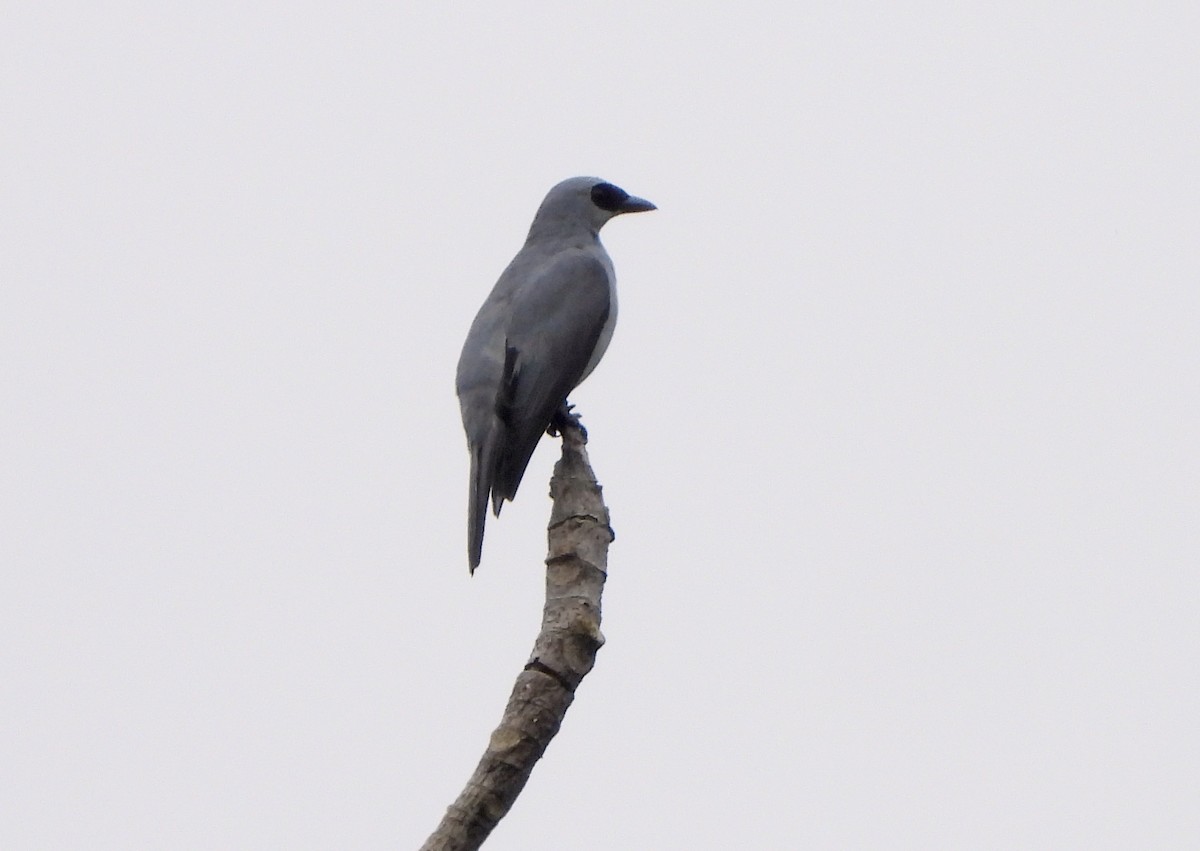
[467,446,488,573]
[467,422,505,573]
[466,344,519,573]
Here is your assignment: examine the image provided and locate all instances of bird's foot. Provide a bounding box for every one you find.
[547,402,587,441]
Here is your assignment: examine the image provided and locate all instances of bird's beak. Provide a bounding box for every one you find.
[618,195,656,214]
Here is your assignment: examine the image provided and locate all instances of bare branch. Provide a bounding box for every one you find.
[421,422,613,850]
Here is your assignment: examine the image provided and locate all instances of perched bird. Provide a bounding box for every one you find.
[456,176,655,572]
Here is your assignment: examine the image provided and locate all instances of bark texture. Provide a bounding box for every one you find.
[421,422,613,851]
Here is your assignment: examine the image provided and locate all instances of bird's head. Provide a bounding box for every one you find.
[528,176,656,239]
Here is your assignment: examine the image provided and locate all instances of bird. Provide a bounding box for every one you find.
[456,176,656,572]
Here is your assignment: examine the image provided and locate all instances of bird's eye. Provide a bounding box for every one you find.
[590,182,629,212]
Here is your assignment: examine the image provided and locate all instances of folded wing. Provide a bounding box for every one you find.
[491,251,611,508]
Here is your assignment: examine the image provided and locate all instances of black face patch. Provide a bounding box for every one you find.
[590,182,629,212]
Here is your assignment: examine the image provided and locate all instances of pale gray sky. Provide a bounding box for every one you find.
[3,3,1197,848]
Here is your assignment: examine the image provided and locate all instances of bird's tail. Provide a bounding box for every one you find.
[466,345,518,573]
[467,444,489,573]
[467,421,505,573]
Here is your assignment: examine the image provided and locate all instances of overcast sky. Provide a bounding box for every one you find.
[3,3,1198,848]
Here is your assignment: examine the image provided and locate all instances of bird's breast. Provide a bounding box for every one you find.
[580,255,617,382]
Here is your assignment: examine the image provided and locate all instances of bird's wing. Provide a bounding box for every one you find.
[492,251,611,505]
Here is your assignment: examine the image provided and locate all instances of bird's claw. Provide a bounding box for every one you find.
[548,402,587,440]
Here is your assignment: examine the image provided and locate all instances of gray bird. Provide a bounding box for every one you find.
[456,176,656,572]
